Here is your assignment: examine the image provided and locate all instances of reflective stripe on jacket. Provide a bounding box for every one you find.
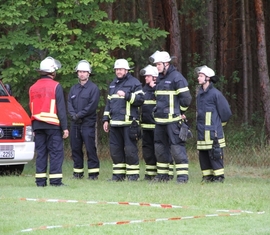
[154,65,192,124]
[29,78,59,125]
[141,84,156,130]
[103,73,144,126]
[196,83,232,150]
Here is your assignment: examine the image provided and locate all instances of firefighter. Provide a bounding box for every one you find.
[140,65,158,180]
[196,65,232,183]
[29,56,69,187]
[67,60,100,180]
[151,51,192,183]
[103,59,145,181]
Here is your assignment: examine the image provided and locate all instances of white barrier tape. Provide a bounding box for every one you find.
[19,197,265,233]
[20,198,187,209]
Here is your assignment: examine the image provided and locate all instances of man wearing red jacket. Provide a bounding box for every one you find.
[29,56,69,187]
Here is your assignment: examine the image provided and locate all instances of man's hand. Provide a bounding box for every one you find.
[117,90,125,97]
[72,114,78,121]
[103,121,110,133]
[63,129,69,139]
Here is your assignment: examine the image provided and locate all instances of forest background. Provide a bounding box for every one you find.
[0,0,270,167]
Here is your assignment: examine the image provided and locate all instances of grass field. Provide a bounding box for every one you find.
[1,159,270,235]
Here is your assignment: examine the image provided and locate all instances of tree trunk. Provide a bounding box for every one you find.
[254,0,270,143]
[217,1,229,77]
[161,0,182,71]
[246,0,253,122]
[242,0,249,123]
[204,0,215,68]
[147,0,154,28]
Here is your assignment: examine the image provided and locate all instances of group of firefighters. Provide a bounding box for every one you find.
[29,51,232,187]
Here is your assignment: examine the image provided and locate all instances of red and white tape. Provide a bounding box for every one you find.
[20,197,187,209]
[19,198,265,233]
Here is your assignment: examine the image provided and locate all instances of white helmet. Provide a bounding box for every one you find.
[114,59,130,70]
[153,51,171,63]
[197,65,215,77]
[140,65,159,77]
[39,56,61,73]
[149,50,160,63]
[75,60,91,73]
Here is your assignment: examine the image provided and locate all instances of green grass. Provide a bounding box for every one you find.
[1,159,269,235]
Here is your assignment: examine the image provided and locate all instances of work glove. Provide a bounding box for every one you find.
[179,121,193,141]
[72,114,78,121]
[72,114,82,124]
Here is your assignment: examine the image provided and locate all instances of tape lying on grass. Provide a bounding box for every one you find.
[20,197,187,209]
[19,197,265,233]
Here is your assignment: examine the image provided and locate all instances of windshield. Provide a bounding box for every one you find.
[0,82,8,96]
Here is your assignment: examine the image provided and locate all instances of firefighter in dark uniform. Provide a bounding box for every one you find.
[152,51,192,183]
[67,60,100,180]
[140,65,158,180]
[196,65,232,183]
[103,59,145,181]
[29,56,69,187]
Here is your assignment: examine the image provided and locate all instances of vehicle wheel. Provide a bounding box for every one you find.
[0,164,25,176]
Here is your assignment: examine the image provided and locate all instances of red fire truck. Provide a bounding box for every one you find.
[0,80,34,175]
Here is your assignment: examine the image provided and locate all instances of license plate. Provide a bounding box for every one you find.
[0,150,15,159]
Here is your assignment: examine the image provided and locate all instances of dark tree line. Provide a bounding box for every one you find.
[0,0,270,142]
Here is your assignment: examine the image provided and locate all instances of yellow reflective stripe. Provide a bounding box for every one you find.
[35,173,47,178]
[145,165,157,170]
[50,99,55,113]
[175,164,188,168]
[32,99,60,125]
[144,100,156,104]
[126,164,140,170]
[126,170,140,175]
[113,163,126,168]
[49,174,63,178]
[222,122,227,126]
[88,168,99,174]
[205,112,211,141]
[146,171,157,176]
[214,168,224,176]
[154,116,180,123]
[155,87,189,96]
[33,113,60,124]
[180,106,188,112]
[202,169,213,176]
[141,124,155,129]
[110,120,132,125]
[130,93,135,103]
[157,162,169,168]
[103,111,109,116]
[109,94,125,99]
[197,144,213,150]
[197,138,226,150]
[155,90,176,95]
[176,170,189,175]
[113,169,126,174]
[157,169,169,174]
[135,90,143,94]
[176,87,190,94]
[125,101,131,120]
[74,168,84,173]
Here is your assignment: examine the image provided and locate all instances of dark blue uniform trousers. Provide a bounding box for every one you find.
[34,129,64,186]
[70,125,99,177]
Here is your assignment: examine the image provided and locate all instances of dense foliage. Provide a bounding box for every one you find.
[0,0,167,108]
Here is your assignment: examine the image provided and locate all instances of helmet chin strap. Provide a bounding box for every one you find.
[162,62,168,74]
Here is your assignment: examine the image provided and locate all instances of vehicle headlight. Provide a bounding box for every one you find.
[25,126,34,142]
